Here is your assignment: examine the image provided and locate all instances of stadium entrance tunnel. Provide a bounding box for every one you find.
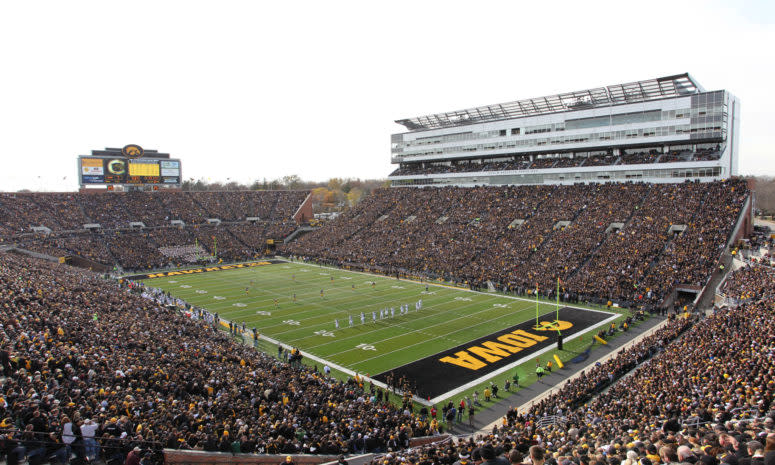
[372,306,613,400]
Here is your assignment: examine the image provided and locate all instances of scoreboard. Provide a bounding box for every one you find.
[78,146,181,186]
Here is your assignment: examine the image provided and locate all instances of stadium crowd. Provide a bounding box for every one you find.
[0,254,425,464]
[365,263,775,465]
[13,222,297,272]
[0,190,308,235]
[285,180,747,307]
[1,190,308,271]
[388,148,722,177]
[0,181,766,465]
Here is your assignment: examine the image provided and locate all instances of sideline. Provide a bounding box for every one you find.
[151,258,626,406]
[470,317,670,436]
[213,307,616,407]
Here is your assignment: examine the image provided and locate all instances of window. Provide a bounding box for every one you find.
[511,128,520,135]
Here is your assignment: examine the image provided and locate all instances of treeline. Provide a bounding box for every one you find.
[181,176,388,211]
[752,176,775,215]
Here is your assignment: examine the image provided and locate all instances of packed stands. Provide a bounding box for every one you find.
[364,264,775,465]
[0,190,309,271]
[0,190,308,235]
[388,147,724,177]
[285,180,748,307]
[0,253,424,464]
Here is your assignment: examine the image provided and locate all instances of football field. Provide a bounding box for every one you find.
[135,259,623,404]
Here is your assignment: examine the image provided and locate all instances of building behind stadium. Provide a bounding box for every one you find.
[389,73,739,187]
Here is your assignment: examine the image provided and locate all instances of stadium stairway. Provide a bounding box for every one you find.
[9,246,60,263]
[440,314,667,437]
[76,200,91,227]
[284,225,317,243]
[695,251,734,310]
[566,186,651,281]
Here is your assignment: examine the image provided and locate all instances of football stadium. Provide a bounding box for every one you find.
[1,70,773,465]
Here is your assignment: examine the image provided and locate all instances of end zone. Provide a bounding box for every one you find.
[127,260,283,279]
[373,306,617,403]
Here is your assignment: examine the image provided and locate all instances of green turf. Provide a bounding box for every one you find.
[139,259,634,405]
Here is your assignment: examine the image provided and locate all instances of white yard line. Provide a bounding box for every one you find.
[177,259,620,406]
[276,257,607,313]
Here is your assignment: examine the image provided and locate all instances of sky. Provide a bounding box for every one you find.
[0,0,773,192]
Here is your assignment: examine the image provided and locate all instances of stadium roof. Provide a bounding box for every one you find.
[395,73,705,131]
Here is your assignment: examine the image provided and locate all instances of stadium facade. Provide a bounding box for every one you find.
[389,73,739,186]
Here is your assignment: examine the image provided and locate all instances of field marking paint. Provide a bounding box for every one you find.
[427,312,620,404]
[152,259,621,405]
[252,332,429,405]
[275,257,606,314]
[230,284,494,336]
[197,267,511,341]
[160,265,576,375]
[301,295,517,351]
[343,306,570,369]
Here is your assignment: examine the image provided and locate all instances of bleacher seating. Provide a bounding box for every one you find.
[285,180,748,307]
[0,253,422,463]
[359,263,775,465]
[388,147,724,177]
[0,190,309,271]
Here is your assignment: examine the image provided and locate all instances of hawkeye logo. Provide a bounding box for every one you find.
[122,144,144,159]
[439,322,572,371]
[533,320,573,331]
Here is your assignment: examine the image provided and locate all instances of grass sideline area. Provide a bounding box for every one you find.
[138,259,641,407]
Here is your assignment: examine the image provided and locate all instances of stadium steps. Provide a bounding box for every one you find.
[643,231,676,276]
[103,240,121,269]
[695,252,734,310]
[74,197,94,226]
[26,195,67,231]
[93,230,122,267]
[636,187,715,300]
[524,201,589,269]
[343,198,414,243]
[10,246,60,263]
[268,193,282,221]
[223,223,254,251]
[566,186,652,281]
[284,225,317,243]
[187,191,215,219]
